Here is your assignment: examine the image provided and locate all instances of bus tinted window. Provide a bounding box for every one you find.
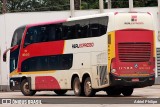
[48,56,59,70]
[24,16,108,45]
[11,27,25,47]
[26,26,49,43]
[99,17,108,35]
[76,19,89,38]
[59,54,73,70]
[89,18,100,37]
[47,24,63,41]
[21,54,73,72]
[25,24,62,44]
[62,21,76,40]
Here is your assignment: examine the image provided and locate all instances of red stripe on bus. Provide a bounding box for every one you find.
[35,76,60,90]
[23,40,65,57]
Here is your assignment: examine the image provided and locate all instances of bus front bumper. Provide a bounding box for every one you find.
[109,73,155,88]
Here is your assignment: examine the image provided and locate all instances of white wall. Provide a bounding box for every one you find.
[0,7,159,87]
[0,15,7,87]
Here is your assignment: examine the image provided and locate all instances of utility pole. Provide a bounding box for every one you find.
[2,0,7,14]
[108,0,111,9]
[70,0,75,17]
[129,0,133,12]
[158,0,160,30]
[99,0,104,13]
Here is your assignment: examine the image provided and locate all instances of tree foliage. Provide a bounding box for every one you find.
[81,0,99,10]
[112,0,129,8]
[6,0,70,12]
[133,0,158,7]
[0,0,158,13]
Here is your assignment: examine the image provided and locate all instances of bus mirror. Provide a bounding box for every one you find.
[3,47,12,62]
[3,52,7,62]
[3,46,18,62]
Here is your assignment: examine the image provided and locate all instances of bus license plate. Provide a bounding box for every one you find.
[132,78,139,82]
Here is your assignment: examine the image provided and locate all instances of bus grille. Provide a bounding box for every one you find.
[118,42,151,62]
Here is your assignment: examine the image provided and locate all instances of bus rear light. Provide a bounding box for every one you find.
[149,78,154,81]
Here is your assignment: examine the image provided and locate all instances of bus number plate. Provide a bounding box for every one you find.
[132,78,139,82]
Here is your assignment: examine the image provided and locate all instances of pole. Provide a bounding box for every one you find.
[2,0,7,14]
[158,0,160,30]
[70,0,75,17]
[129,0,133,12]
[108,0,111,9]
[99,0,104,13]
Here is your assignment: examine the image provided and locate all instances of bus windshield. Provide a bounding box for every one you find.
[11,27,25,47]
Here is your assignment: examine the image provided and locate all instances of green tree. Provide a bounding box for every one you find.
[111,0,129,8]
[6,0,39,12]
[6,0,70,12]
[41,0,70,11]
[81,0,99,10]
[133,0,158,7]
[0,0,159,14]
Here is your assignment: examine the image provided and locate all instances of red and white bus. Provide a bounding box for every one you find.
[3,12,155,97]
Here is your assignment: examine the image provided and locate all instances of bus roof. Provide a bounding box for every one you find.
[24,13,113,28]
[114,12,154,31]
[16,12,153,31]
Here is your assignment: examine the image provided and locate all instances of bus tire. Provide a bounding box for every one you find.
[73,77,84,96]
[20,79,36,96]
[54,90,67,96]
[84,77,95,97]
[121,87,133,96]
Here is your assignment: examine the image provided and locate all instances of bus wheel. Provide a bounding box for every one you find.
[121,87,133,96]
[73,77,84,96]
[84,77,95,97]
[21,79,36,96]
[54,90,68,96]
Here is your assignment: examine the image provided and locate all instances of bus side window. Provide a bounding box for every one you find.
[99,17,108,35]
[55,24,63,40]
[48,25,56,41]
[59,54,73,70]
[21,58,36,72]
[48,55,59,70]
[36,56,48,71]
[21,59,30,72]
[62,21,76,40]
[76,19,89,38]
[89,18,100,37]
[39,26,48,42]
[25,27,39,44]
[11,27,25,47]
